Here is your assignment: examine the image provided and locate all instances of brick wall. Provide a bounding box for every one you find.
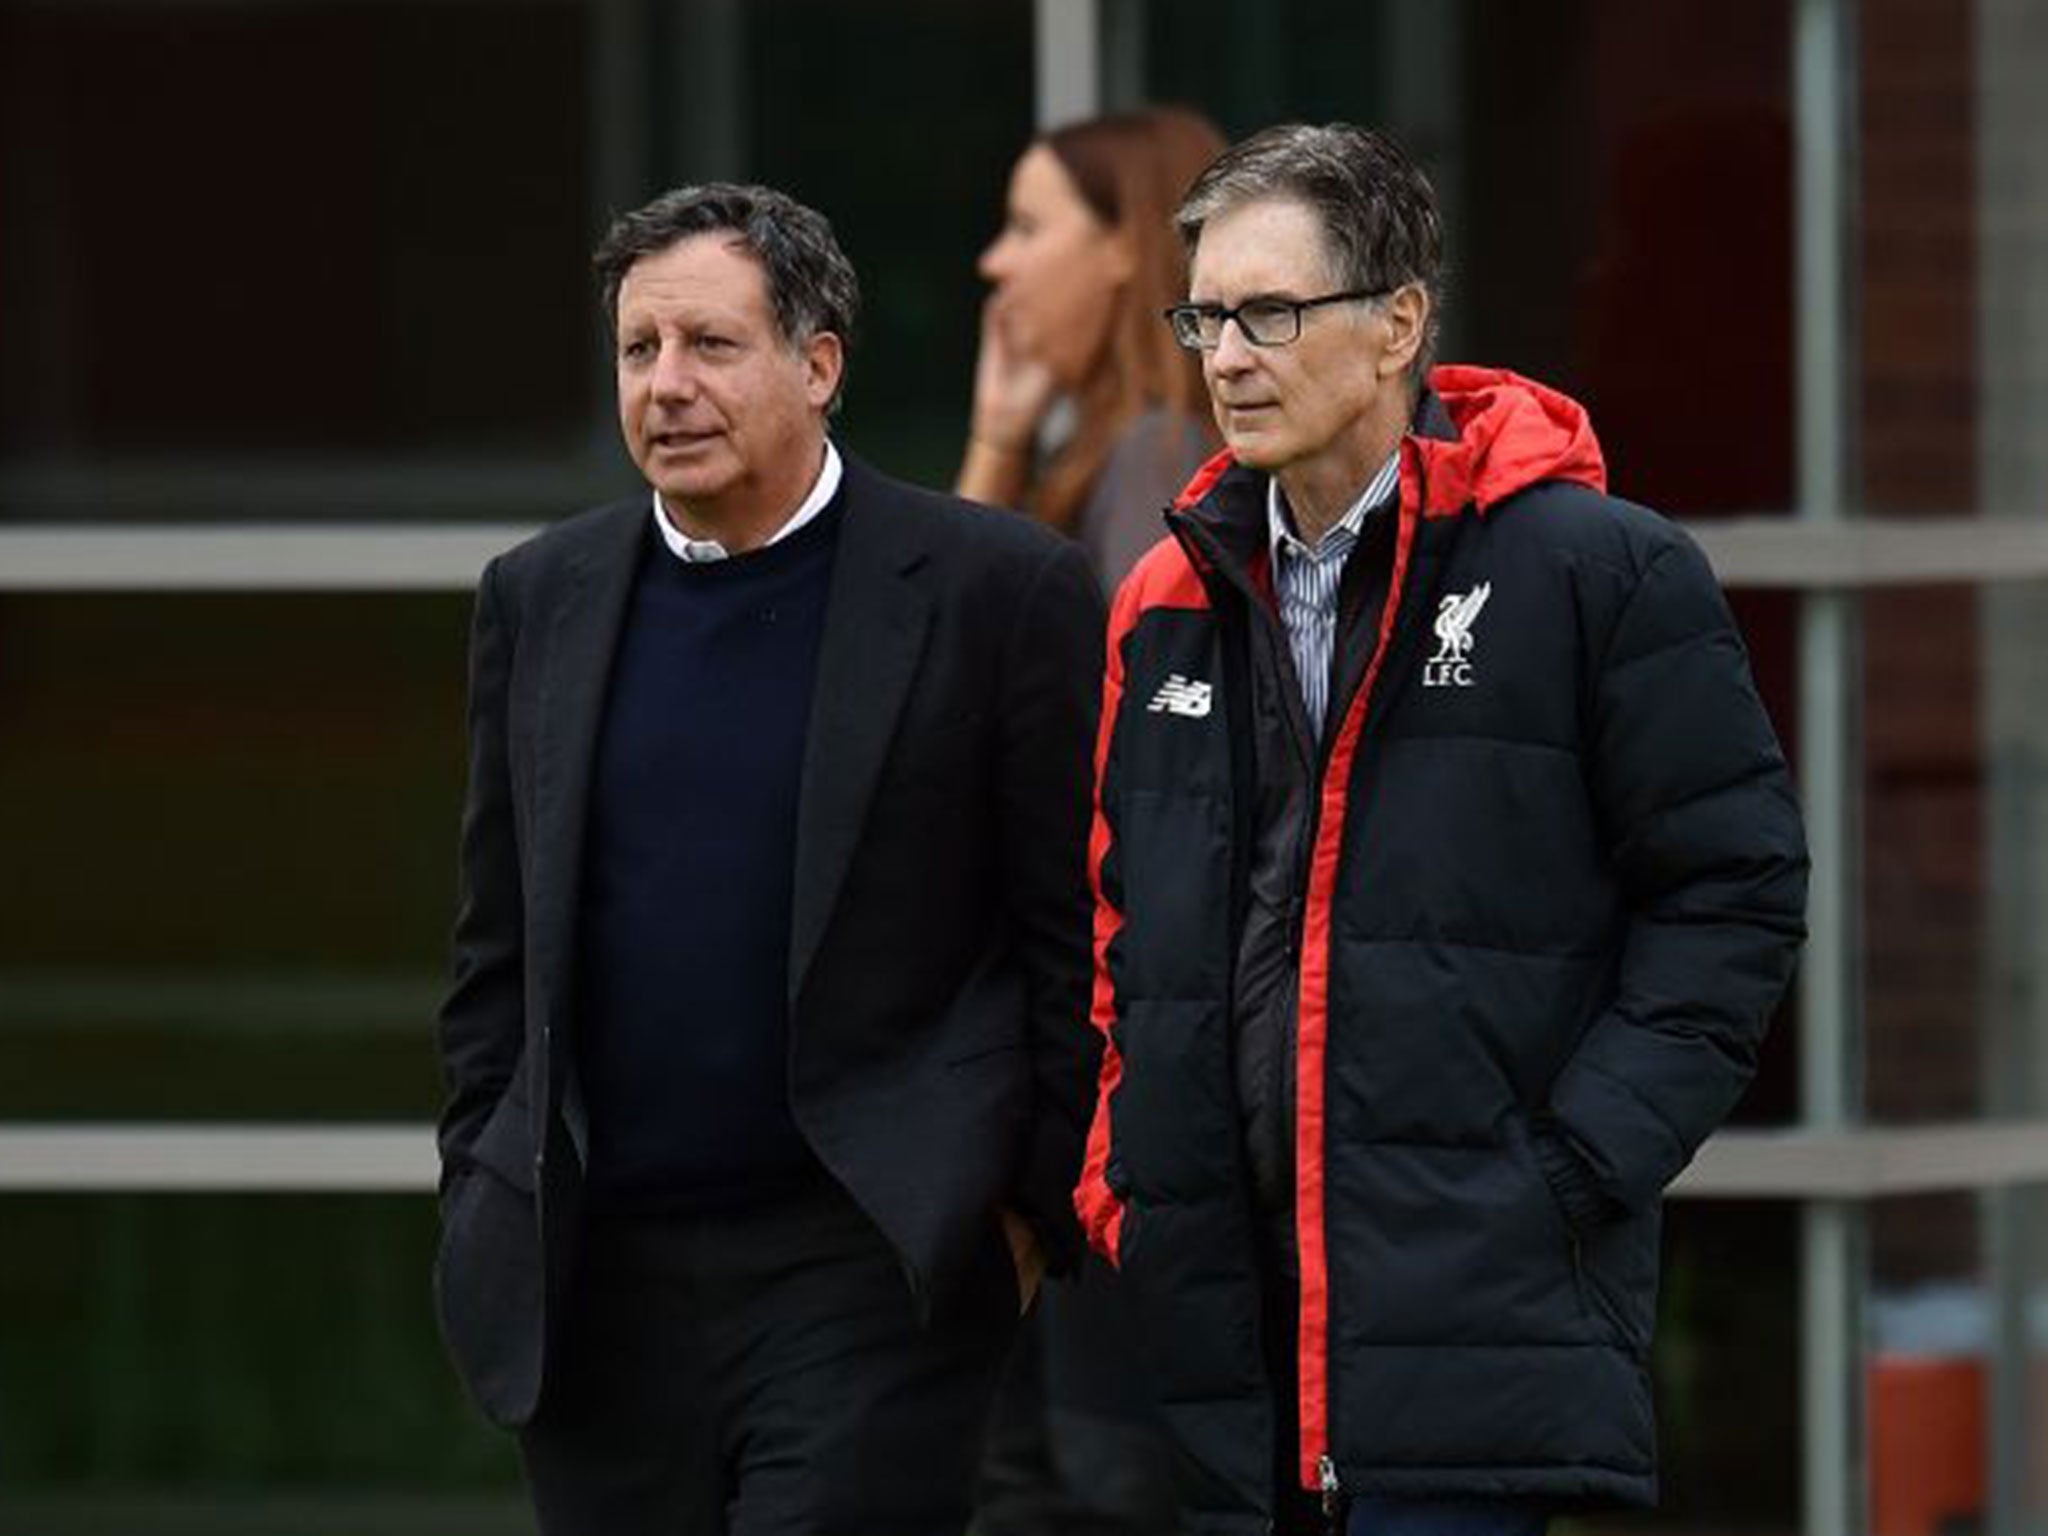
[1858,0,1984,1142]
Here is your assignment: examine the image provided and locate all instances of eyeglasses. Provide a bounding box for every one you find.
[1164,288,1388,350]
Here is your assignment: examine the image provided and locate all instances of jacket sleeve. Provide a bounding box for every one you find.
[433,557,526,1197]
[993,538,1109,1273]
[1543,531,1809,1221]
[1074,573,1142,1265]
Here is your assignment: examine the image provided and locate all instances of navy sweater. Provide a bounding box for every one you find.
[576,499,842,1210]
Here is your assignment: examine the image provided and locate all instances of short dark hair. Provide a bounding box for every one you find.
[1176,123,1444,378]
[593,182,861,411]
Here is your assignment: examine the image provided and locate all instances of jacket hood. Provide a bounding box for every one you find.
[1417,364,1606,515]
[1171,364,1607,520]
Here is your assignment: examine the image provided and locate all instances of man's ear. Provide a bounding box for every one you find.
[802,331,846,409]
[1376,284,1430,379]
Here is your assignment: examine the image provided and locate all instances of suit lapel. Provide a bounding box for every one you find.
[530,503,645,1056]
[788,460,933,1005]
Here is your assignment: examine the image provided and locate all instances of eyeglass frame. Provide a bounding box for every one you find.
[1163,287,1392,351]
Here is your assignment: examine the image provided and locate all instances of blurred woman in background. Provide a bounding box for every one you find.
[961,105,1227,1536]
[958,106,1226,589]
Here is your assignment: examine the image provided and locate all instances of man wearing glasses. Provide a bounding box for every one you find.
[1075,123,1807,1535]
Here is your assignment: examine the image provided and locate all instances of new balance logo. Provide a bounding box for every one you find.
[1147,673,1213,719]
[1424,582,1491,688]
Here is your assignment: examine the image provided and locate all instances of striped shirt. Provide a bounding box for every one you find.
[1268,449,1402,738]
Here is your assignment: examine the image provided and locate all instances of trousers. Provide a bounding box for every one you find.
[519,1174,1018,1536]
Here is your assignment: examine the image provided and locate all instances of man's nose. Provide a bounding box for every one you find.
[1210,315,1257,373]
[649,339,698,399]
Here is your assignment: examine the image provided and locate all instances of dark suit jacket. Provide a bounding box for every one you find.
[433,454,1107,1427]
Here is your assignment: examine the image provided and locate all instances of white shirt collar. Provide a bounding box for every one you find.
[652,440,844,564]
[1267,448,1402,568]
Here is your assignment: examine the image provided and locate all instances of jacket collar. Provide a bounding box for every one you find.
[1171,365,1608,547]
[787,453,934,1005]
[525,453,937,1034]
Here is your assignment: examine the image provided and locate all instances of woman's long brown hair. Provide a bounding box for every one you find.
[1032,106,1227,532]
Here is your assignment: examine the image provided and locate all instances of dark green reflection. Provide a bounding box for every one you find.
[0,593,470,1119]
[0,1194,521,1519]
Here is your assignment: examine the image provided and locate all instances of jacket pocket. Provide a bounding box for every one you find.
[1501,1111,1614,1347]
[1579,1203,1660,1357]
[433,1163,545,1425]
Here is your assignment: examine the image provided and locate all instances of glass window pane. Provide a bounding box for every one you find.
[748,0,1035,487]
[0,593,469,1120]
[1868,1193,1988,1536]
[1982,581,2048,1126]
[1726,586,1803,1130]
[1577,1200,1801,1533]
[0,1,612,524]
[2003,1183,2048,1535]
[1863,580,2048,1125]
[1860,0,1976,521]
[0,1194,521,1531]
[1976,0,2048,531]
[1865,1188,2048,1536]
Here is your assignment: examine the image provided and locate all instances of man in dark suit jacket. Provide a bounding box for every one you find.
[433,182,1106,1536]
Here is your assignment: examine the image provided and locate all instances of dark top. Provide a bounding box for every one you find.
[576,499,844,1211]
[1074,407,1213,590]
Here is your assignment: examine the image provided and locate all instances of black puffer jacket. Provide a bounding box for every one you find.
[1075,367,1807,1529]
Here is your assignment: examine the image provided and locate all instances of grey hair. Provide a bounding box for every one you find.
[593,182,861,412]
[1176,123,1444,379]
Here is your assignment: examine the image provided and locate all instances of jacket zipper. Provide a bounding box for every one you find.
[1171,449,1428,1499]
[1287,441,1427,1494]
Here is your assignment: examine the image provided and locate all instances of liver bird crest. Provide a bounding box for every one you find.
[1432,582,1492,661]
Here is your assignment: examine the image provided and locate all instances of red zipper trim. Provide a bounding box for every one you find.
[1293,442,1425,1489]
